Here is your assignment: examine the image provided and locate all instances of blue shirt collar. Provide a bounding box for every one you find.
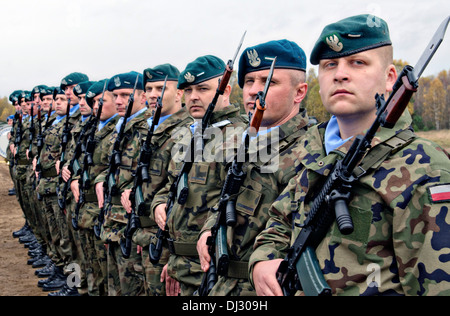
[69,104,80,116]
[147,113,171,131]
[115,107,147,132]
[324,115,352,154]
[98,113,118,131]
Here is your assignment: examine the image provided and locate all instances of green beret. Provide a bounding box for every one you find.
[86,79,108,108]
[32,85,48,96]
[40,86,55,100]
[107,71,143,92]
[310,14,391,65]
[53,87,65,100]
[178,55,225,89]
[143,64,180,88]
[238,39,307,88]
[60,72,89,90]
[73,81,96,97]
[19,91,32,102]
[9,90,23,104]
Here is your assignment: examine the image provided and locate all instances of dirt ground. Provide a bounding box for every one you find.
[0,160,46,296]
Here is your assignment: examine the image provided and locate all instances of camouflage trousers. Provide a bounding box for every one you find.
[106,241,146,296]
[41,194,74,268]
[133,227,169,296]
[78,201,108,296]
[65,197,88,294]
[209,276,256,296]
[168,254,203,296]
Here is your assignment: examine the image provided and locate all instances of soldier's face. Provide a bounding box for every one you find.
[41,96,53,113]
[94,92,117,121]
[318,47,397,121]
[243,68,307,128]
[113,88,145,117]
[64,85,79,106]
[145,81,180,116]
[20,100,28,115]
[184,77,229,119]
[55,95,69,115]
[33,93,41,106]
[78,95,92,116]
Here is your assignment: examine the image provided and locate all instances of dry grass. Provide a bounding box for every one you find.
[415,129,450,151]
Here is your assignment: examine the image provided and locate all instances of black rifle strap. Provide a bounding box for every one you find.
[352,129,416,178]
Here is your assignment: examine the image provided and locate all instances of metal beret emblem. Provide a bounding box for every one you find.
[326,34,343,52]
[184,72,195,83]
[247,49,261,67]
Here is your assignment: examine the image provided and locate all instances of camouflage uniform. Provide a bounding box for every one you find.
[250,111,450,295]
[37,113,76,270]
[61,115,94,295]
[76,114,120,296]
[151,103,248,296]
[202,108,309,296]
[132,106,193,296]
[26,112,49,249]
[98,108,149,296]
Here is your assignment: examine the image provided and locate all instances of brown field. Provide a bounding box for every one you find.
[415,129,450,152]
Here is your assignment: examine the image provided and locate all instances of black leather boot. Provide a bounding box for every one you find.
[42,266,66,292]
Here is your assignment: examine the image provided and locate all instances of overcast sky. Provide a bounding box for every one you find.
[1,0,449,98]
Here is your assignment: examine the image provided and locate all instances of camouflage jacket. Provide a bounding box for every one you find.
[201,108,310,294]
[150,104,248,281]
[36,115,70,196]
[250,111,450,296]
[15,116,31,165]
[99,108,152,225]
[132,107,193,247]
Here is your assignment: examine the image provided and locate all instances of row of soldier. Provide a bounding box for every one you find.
[6,13,450,297]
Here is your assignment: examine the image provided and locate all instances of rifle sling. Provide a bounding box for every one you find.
[352,129,415,178]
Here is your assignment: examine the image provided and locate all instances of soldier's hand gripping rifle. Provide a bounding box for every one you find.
[198,57,277,296]
[94,74,140,239]
[149,31,246,265]
[120,76,168,258]
[276,16,450,297]
[72,81,107,231]
[56,98,72,210]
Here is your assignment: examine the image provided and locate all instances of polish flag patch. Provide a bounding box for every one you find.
[428,184,450,203]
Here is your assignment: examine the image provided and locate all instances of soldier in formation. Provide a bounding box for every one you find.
[7,13,450,297]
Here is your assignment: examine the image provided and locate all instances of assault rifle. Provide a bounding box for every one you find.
[94,74,140,238]
[198,57,276,296]
[276,16,450,296]
[27,103,35,155]
[120,76,168,258]
[56,98,72,211]
[149,31,246,265]
[35,103,53,201]
[58,109,95,211]
[13,110,23,166]
[72,81,107,230]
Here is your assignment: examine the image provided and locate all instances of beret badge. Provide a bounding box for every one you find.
[184,72,195,83]
[247,49,261,67]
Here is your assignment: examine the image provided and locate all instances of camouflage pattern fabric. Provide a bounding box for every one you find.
[202,108,310,296]
[250,111,450,296]
[151,103,249,296]
[131,106,193,296]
